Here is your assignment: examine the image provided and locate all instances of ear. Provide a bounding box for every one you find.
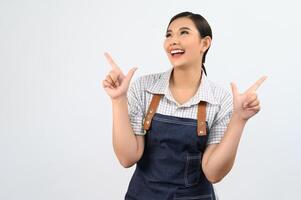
[200,36,212,53]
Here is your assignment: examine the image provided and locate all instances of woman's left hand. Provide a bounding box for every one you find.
[231,76,267,121]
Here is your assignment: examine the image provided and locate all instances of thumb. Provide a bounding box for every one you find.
[124,67,138,84]
[231,82,239,98]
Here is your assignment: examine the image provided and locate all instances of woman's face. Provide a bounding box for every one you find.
[164,17,209,68]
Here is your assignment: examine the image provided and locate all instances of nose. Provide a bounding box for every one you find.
[170,40,179,46]
[169,36,180,46]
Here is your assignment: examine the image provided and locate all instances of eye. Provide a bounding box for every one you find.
[180,30,189,35]
[165,33,171,38]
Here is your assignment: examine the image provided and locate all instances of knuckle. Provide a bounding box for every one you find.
[107,75,115,82]
[110,69,118,75]
[251,93,257,99]
[109,71,118,80]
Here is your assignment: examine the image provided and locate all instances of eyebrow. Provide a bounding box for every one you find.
[166,27,191,33]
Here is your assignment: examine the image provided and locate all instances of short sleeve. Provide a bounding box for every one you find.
[207,91,233,145]
[127,78,146,135]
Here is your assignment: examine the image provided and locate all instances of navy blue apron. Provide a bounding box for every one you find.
[125,94,216,200]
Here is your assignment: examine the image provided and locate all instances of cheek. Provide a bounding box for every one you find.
[163,41,169,52]
[188,41,202,55]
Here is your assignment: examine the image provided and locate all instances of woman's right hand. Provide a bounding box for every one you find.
[102,52,137,100]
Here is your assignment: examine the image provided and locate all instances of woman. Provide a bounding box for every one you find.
[102,11,266,200]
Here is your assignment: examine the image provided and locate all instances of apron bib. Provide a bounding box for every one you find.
[125,94,216,200]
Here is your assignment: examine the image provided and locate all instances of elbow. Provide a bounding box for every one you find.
[119,158,136,168]
[114,146,143,168]
[203,167,225,184]
[206,175,224,184]
[113,149,137,168]
[202,163,230,184]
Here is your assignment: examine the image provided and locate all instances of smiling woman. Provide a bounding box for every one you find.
[102,11,266,200]
[164,12,212,77]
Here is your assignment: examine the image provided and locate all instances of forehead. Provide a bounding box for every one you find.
[167,17,196,31]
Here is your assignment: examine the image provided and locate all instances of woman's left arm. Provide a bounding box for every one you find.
[202,76,267,183]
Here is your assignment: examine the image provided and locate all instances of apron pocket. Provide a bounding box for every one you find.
[184,153,202,187]
[173,183,213,200]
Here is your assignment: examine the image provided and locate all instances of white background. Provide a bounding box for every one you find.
[1,0,301,199]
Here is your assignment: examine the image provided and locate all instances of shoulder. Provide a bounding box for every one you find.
[205,79,233,131]
[129,70,167,92]
[205,78,232,107]
[127,70,167,115]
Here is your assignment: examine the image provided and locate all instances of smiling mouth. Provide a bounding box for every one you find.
[170,49,185,57]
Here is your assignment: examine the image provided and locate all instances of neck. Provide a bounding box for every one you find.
[170,64,203,90]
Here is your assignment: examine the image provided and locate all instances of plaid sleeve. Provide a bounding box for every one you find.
[207,90,233,145]
[127,78,146,135]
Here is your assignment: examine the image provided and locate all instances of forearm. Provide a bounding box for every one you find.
[202,76,266,183]
[111,96,139,166]
[203,114,247,182]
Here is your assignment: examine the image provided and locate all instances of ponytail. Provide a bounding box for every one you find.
[202,63,207,76]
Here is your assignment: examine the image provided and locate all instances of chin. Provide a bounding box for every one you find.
[171,61,187,69]
[169,57,191,68]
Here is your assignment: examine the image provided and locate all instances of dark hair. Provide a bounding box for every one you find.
[168,12,212,76]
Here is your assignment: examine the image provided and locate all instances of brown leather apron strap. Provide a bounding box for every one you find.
[143,94,207,136]
[143,94,162,131]
[197,101,207,136]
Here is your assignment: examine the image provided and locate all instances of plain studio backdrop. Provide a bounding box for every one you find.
[1,0,300,199]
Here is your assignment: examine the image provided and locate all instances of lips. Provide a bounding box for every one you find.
[170,48,185,58]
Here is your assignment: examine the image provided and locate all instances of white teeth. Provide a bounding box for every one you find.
[171,49,184,54]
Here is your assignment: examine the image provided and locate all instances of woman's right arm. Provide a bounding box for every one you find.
[102,53,144,168]
[111,97,145,168]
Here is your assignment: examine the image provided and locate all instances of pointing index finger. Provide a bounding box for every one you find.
[246,76,268,92]
[104,52,119,69]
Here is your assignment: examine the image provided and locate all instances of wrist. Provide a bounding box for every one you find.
[231,112,248,125]
[111,95,128,105]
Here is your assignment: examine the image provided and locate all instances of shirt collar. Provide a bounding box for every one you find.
[146,68,219,107]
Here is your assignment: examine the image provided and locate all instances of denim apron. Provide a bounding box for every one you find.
[125,94,216,200]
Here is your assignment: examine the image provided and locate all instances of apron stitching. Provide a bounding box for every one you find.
[153,117,198,126]
[174,193,213,200]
